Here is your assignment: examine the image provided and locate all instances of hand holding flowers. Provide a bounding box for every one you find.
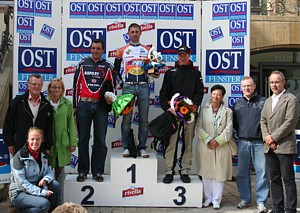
[169,93,197,124]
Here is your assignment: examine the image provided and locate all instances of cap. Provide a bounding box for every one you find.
[177,45,190,54]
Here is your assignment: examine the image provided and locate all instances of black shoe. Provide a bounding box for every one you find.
[163,174,173,184]
[180,174,191,183]
[77,173,87,182]
[93,173,104,182]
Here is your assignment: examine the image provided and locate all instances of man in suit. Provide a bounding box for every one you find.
[260,70,299,213]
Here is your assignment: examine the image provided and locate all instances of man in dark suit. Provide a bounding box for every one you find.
[261,70,299,213]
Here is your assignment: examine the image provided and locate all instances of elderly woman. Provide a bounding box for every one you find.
[9,127,61,212]
[196,84,233,210]
[47,78,77,200]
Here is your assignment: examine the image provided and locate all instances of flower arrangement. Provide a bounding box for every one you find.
[170,93,197,124]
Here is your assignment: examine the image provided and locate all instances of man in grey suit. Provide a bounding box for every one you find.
[261,70,299,213]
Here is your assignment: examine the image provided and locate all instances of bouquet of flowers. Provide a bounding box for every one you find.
[105,92,134,118]
[169,93,197,124]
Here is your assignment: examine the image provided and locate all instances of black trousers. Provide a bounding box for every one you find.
[265,151,297,213]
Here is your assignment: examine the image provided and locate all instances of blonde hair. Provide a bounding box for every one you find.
[47,78,65,99]
[28,127,44,141]
[52,202,88,213]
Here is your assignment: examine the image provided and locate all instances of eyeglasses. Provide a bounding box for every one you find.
[51,86,62,90]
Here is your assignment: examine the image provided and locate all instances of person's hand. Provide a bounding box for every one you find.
[149,73,160,79]
[208,139,219,150]
[269,142,277,150]
[167,107,177,116]
[264,135,274,145]
[73,107,77,114]
[70,146,76,153]
[46,190,54,197]
[45,150,50,156]
[8,146,15,155]
[38,179,48,187]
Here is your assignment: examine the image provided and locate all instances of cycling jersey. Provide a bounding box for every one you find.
[73,57,114,107]
[114,43,151,83]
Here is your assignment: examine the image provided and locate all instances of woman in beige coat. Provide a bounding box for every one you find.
[196,85,233,210]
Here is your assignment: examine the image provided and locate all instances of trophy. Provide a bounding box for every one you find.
[143,47,165,76]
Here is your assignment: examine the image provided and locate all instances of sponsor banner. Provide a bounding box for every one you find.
[294,133,300,176]
[18,46,57,74]
[209,26,224,42]
[228,96,241,108]
[232,36,244,48]
[157,29,197,62]
[205,49,245,76]
[0,129,11,184]
[122,187,144,198]
[19,33,32,46]
[231,84,243,95]
[17,15,34,34]
[68,2,194,20]
[229,19,247,36]
[66,28,107,61]
[14,0,61,96]
[40,23,55,40]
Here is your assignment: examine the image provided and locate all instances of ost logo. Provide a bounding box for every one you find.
[17,16,34,33]
[106,2,123,13]
[159,29,195,49]
[140,3,158,13]
[87,2,105,13]
[70,2,86,13]
[123,2,140,13]
[18,0,34,14]
[68,28,105,51]
[19,34,32,45]
[35,0,52,12]
[207,49,244,72]
[19,47,57,73]
[230,2,247,14]
[122,187,144,198]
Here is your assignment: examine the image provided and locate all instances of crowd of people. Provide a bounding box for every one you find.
[3,22,299,213]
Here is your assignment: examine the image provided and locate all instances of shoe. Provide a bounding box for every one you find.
[139,149,149,158]
[213,203,220,210]
[180,174,191,183]
[123,149,130,157]
[237,200,251,209]
[163,174,173,184]
[267,210,275,213]
[93,173,104,182]
[202,199,212,208]
[257,204,267,213]
[76,173,87,182]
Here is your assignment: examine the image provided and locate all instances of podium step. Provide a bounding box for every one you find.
[64,174,203,207]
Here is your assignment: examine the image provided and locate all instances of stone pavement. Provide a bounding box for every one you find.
[0,175,299,213]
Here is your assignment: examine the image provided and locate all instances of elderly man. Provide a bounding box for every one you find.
[3,74,53,155]
[261,70,299,213]
[233,76,268,213]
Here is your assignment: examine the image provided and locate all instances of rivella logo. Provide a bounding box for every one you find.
[107,22,126,32]
[140,23,155,32]
[64,66,76,75]
[122,187,144,198]
[111,139,122,149]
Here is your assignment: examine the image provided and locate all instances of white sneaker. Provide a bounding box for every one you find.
[202,199,212,208]
[139,149,149,158]
[213,203,220,210]
[122,149,130,157]
[257,204,266,213]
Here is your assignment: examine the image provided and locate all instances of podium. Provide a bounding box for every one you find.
[64,153,203,207]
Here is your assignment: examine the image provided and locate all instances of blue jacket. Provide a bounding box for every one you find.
[233,94,266,140]
[9,144,54,202]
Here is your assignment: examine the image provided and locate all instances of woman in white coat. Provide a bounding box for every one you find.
[196,84,233,210]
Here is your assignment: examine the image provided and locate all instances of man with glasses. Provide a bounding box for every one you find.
[73,39,115,182]
[3,74,53,155]
[233,76,269,213]
[261,71,299,213]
